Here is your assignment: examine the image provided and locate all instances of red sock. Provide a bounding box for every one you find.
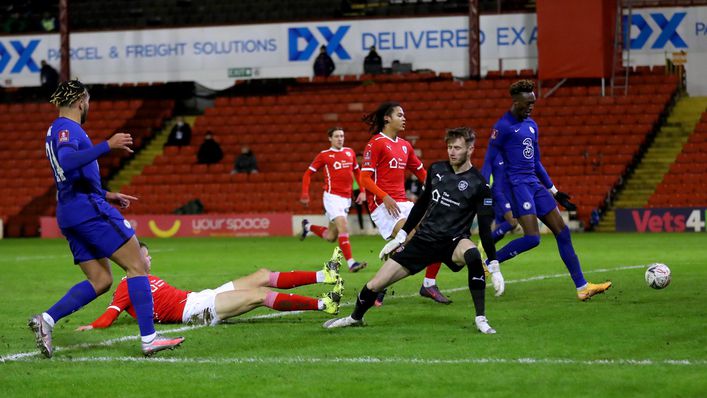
[425,262,442,279]
[338,233,353,261]
[268,271,317,289]
[264,292,319,311]
[310,225,328,238]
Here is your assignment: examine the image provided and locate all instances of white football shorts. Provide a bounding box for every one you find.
[323,191,352,222]
[181,282,234,326]
[371,200,414,240]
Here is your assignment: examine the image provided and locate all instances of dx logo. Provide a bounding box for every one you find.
[0,39,41,74]
[288,26,351,61]
[623,12,687,50]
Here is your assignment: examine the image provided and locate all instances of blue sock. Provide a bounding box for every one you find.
[496,235,540,263]
[46,280,97,323]
[555,226,587,288]
[126,276,156,337]
[493,221,513,243]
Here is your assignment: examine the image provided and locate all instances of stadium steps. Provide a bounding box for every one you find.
[596,96,707,231]
[107,116,197,192]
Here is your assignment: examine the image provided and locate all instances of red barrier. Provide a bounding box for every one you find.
[40,213,293,238]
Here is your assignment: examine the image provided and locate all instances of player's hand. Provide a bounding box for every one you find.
[76,325,93,331]
[106,191,138,209]
[379,229,407,260]
[554,191,577,211]
[355,191,366,205]
[487,260,505,296]
[107,132,134,153]
[299,196,309,207]
[382,195,400,218]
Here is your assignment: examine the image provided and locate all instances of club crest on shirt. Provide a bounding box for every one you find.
[458,180,469,191]
[58,130,70,142]
[402,146,407,154]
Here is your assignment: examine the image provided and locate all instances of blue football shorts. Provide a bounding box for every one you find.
[508,180,557,218]
[61,209,135,264]
[492,188,513,224]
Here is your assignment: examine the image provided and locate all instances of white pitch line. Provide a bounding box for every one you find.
[5,355,707,367]
[0,264,647,363]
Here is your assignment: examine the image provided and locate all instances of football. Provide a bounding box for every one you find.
[645,263,671,289]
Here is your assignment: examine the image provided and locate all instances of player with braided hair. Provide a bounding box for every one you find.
[30,80,185,358]
[359,101,451,305]
[480,79,612,301]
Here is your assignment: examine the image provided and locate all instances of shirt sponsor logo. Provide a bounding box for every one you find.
[58,130,70,142]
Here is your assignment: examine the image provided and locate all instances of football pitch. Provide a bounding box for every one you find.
[1,233,705,397]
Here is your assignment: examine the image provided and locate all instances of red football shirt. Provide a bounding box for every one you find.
[307,147,359,198]
[361,133,423,212]
[89,275,190,328]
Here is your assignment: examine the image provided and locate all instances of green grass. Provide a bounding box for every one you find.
[1,233,705,397]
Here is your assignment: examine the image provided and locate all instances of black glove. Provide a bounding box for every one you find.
[554,191,577,211]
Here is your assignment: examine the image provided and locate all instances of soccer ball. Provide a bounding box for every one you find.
[645,263,671,289]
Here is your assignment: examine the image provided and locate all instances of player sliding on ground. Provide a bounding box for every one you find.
[76,243,345,330]
[480,79,612,300]
[324,127,499,334]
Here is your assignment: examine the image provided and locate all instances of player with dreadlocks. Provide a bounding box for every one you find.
[358,101,451,305]
[29,79,185,358]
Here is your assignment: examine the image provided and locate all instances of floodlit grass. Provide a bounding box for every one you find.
[1,233,705,397]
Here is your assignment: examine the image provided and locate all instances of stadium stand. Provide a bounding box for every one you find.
[118,70,679,229]
[648,108,707,207]
[0,99,173,237]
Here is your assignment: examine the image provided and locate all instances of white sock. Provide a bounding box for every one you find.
[347,258,356,267]
[42,312,55,328]
[141,332,157,343]
[316,271,325,283]
[576,283,588,291]
[423,278,436,288]
[317,299,324,310]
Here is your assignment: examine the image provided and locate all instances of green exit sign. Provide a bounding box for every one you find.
[228,68,253,78]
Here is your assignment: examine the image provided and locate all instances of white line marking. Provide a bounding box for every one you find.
[5,355,706,367]
[0,264,649,363]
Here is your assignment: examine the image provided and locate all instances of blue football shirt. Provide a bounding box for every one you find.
[45,117,112,227]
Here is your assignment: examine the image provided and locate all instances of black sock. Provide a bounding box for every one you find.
[465,249,486,317]
[351,284,378,320]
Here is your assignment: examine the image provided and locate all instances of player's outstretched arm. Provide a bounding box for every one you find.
[107,132,134,153]
[360,171,400,217]
[76,307,121,331]
[106,192,138,209]
[300,169,314,207]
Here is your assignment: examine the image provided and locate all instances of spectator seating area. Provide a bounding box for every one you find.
[121,69,678,228]
[648,110,707,207]
[0,99,173,237]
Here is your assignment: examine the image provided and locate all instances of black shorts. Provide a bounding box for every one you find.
[391,235,466,275]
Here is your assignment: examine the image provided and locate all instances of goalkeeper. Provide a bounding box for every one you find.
[323,127,499,334]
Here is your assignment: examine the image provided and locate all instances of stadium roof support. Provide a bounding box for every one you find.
[468,0,480,79]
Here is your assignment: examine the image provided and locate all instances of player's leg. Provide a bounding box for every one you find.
[324,258,410,328]
[541,208,612,300]
[452,239,495,334]
[215,286,341,320]
[29,257,111,358]
[333,215,364,272]
[111,236,184,353]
